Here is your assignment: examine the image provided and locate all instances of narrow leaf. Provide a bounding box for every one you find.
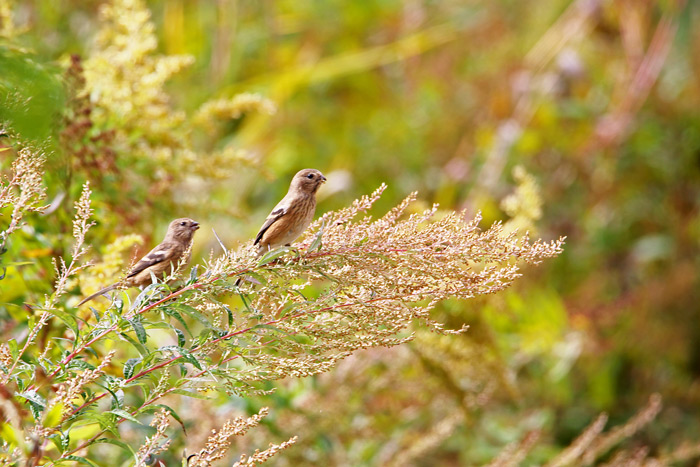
[171,389,211,400]
[17,390,46,409]
[118,332,148,357]
[173,304,211,329]
[258,246,291,266]
[225,306,234,327]
[188,264,199,284]
[127,318,148,344]
[43,402,64,427]
[8,339,18,359]
[308,220,325,252]
[94,438,138,463]
[178,347,203,370]
[123,357,141,380]
[160,345,203,371]
[64,455,101,467]
[129,282,163,312]
[175,328,185,348]
[163,307,190,335]
[46,308,78,335]
[108,409,141,425]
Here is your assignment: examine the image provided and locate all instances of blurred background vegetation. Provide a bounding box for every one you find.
[1,0,699,464]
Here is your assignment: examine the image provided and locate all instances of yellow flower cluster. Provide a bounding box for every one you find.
[84,0,193,141]
[80,0,266,190]
[501,165,543,234]
[193,93,277,127]
[0,0,15,38]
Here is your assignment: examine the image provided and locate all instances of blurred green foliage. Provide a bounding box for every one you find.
[2,0,700,464]
[0,47,65,144]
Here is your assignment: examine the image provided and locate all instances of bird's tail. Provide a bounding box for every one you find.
[77,284,119,306]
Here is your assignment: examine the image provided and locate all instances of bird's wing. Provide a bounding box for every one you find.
[254,203,288,246]
[126,241,178,279]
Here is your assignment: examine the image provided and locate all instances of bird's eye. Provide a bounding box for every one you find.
[307,174,314,179]
[180,222,186,226]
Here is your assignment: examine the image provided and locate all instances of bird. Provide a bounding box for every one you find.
[78,218,200,306]
[253,168,327,257]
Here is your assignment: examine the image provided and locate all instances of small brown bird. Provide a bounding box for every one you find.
[78,218,200,306]
[253,168,326,256]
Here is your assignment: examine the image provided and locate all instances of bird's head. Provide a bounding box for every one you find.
[290,168,327,194]
[167,218,200,242]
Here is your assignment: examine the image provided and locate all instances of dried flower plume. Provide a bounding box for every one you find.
[135,409,172,466]
[188,408,274,467]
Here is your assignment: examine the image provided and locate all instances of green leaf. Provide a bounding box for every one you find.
[95,381,123,410]
[0,47,67,143]
[0,422,22,450]
[83,346,99,360]
[4,261,33,267]
[118,332,148,357]
[309,220,325,252]
[89,307,101,322]
[93,438,138,463]
[130,282,163,312]
[47,307,78,336]
[238,292,256,314]
[123,357,141,380]
[178,347,203,370]
[163,307,190,335]
[277,302,297,318]
[108,409,141,425]
[48,430,69,453]
[175,328,186,348]
[146,321,173,331]
[28,403,42,420]
[171,388,211,400]
[8,339,18,359]
[92,413,118,435]
[113,297,124,314]
[161,345,203,370]
[43,402,64,427]
[310,267,337,283]
[63,455,101,467]
[173,304,212,329]
[258,246,291,266]
[69,360,96,371]
[188,264,199,285]
[17,390,46,409]
[127,318,148,344]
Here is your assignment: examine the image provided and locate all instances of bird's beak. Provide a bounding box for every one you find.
[192,222,200,230]
[320,175,327,183]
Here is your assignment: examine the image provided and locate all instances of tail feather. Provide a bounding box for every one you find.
[77,284,119,306]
